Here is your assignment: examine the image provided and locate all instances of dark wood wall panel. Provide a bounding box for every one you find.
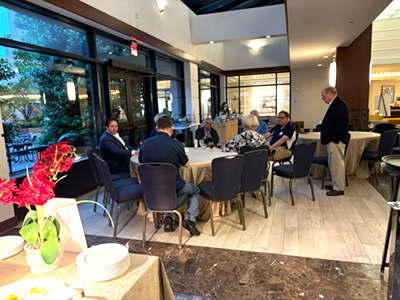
[336,25,372,110]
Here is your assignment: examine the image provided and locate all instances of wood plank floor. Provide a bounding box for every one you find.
[77,176,390,265]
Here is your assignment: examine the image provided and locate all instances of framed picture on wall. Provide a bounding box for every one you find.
[381,85,395,103]
[259,94,276,115]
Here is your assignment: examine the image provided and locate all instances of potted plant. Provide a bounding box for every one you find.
[0,141,112,273]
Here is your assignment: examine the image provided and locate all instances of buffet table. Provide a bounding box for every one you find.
[0,251,174,300]
[298,131,380,179]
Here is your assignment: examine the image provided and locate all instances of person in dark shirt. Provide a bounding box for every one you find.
[195,118,219,145]
[139,116,201,236]
[264,111,295,161]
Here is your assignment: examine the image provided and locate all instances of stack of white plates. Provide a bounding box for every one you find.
[76,243,130,282]
[0,236,24,260]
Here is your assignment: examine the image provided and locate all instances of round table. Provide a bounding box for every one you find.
[298,131,380,179]
[130,147,237,222]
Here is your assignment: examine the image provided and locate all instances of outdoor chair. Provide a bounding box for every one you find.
[271,142,317,206]
[199,155,245,236]
[93,153,143,237]
[312,133,351,189]
[361,129,398,185]
[138,163,189,249]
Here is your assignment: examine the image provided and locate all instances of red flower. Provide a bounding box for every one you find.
[0,179,17,206]
[14,175,55,207]
[33,142,74,177]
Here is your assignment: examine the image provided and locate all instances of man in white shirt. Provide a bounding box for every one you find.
[99,118,138,174]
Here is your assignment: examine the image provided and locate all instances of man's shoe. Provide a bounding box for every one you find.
[326,190,344,196]
[183,220,200,236]
[164,216,176,232]
[325,185,334,190]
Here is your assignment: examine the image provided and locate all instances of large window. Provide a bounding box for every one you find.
[226,72,290,116]
[199,69,220,121]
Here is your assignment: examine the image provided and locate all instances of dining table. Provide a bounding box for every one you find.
[297,131,381,179]
[130,146,237,222]
[0,250,174,300]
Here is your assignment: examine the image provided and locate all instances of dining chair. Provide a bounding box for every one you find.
[138,163,188,249]
[93,153,143,237]
[373,123,396,134]
[239,150,269,228]
[271,142,317,206]
[271,132,299,169]
[361,129,398,186]
[198,155,245,236]
[312,133,351,189]
[239,145,271,206]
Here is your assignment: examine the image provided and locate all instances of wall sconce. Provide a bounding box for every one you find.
[155,0,166,12]
[329,62,336,87]
[67,82,76,102]
[250,45,262,54]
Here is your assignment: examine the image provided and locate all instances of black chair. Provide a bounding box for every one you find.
[239,145,271,205]
[348,124,354,131]
[199,155,245,236]
[138,163,188,249]
[93,153,143,237]
[312,133,351,189]
[271,142,317,206]
[239,150,269,228]
[315,124,322,132]
[393,135,400,154]
[361,129,398,185]
[373,123,396,134]
[271,132,299,170]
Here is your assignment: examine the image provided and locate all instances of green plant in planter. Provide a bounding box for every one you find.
[161,108,174,121]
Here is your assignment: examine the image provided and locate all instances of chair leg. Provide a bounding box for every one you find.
[113,203,121,237]
[271,172,275,197]
[289,178,295,206]
[321,165,326,189]
[177,211,183,249]
[94,186,100,212]
[209,201,216,236]
[237,197,246,231]
[266,180,271,206]
[127,203,130,211]
[374,162,380,186]
[308,176,316,201]
[109,199,115,227]
[259,189,268,218]
[142,210,148,248]
[345,167,349,187]
[103,192,109,217]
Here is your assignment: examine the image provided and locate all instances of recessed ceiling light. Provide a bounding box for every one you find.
[266,35,271,38]
[318,64,322,67]
[210,41,214,44]
[323,56,328,58]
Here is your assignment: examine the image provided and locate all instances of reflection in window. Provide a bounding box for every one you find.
[240,86,276,116]
[130,80,145,121]
[156,55,181,78]
[110,78,128,122]
[0,2,88,56]
[200,88,211,120]
[240,74,276,86]
[156,79,183,119]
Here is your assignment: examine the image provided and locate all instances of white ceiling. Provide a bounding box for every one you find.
[286,0,392,70]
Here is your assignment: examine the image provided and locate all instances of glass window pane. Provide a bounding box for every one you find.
[200,88,211,120]
[157,79,183,119]
[277,85,290,114]
[227,76,239,87]
[110,78,128,122]
[199,69,211,85]
[227,88,239,113]
[240,74,276,86]
[156,55,182,78]
[130,79,145,121]
[0,46,95,175]
[96,35,150,67]
[277,72,290,84]
[0,3,88,56]
[240,86,276,116]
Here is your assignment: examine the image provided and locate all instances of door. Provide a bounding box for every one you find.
[108,70,149,147]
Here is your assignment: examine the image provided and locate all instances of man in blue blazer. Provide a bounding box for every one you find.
[99,118,138,174]
[321,86,349,196]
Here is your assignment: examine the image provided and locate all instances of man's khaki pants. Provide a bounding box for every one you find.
[273,147,292,161]
[327,141,346,191]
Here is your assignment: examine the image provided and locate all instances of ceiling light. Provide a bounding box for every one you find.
[210,41,214,44]
[323,56,328,59]
[155,0,166,12]
[266,35,271,38]
[329,62,337,87]
[250,45,262,53]
[318,64,322,67]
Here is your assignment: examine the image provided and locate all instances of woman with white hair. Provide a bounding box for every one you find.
[222,114,268,152]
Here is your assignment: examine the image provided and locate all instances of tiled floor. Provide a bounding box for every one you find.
[77,175,389,265]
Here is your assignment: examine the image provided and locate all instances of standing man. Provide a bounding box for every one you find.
[321,86,349,196]
[195,118,219,145]
[99,118,138,175]
[243,110,268,135]
[139,116,201,236]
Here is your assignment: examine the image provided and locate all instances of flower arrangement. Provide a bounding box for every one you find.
[0,141,111,265]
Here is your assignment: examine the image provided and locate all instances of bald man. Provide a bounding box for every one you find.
[321,86,349,196]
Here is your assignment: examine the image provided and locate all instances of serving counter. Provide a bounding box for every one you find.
[213,120,238,144]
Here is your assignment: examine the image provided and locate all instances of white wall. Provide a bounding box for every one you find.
[194,42,225,69]
[291,67,329,128]
[189,5,286,44]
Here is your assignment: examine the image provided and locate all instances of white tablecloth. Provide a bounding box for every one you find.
[298,131,380,179]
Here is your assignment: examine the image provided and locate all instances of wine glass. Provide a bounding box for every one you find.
[208,142,214,151]
[368,123,374,135]
[199,139,204,149]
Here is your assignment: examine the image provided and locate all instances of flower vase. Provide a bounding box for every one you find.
[24,242,63,274]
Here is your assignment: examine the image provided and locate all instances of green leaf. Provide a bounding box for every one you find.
[22,210,38,227]
[42,218,57,240]
[41,238,59,265]
[20,222,38,244]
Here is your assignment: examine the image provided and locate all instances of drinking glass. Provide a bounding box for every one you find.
[199,139,204,149]
[208,142,214,151]
[368,123,374,135]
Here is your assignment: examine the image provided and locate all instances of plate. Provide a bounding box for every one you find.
[78,260,130,282]
[76,243,128,268]
[77,254,129,272]
[0,236,24,254]
[382,155,400,172]
[0,277,66,299]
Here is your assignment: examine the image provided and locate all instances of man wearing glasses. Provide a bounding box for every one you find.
[264,111,295,161]
[195,118,220,145]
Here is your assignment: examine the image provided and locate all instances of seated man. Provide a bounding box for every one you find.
[264,111,295,161]
[195,118,219,145]
[139,116,201,236]
[99,118,138,174]
[150,113,165,138]
[242,110,268,135]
